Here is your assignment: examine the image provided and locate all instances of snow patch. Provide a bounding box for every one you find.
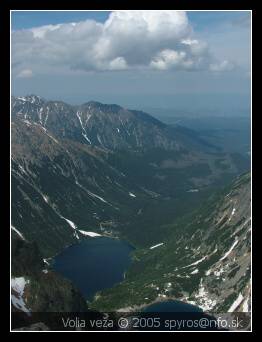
[85,114,92,125]
[79,230,102,237]
[11,225,25,240]
[191,278,217,311]
[38,107,43,125]
[42,195,49,203]
[22,119,32,126]
[219,239,238,262]
[76,111,91,144]
[191,269,199,274]
[74,230,80,240]
[214,267,225,277]
[182,255,207,269]
[11,277,28,295]
[228,293,244,312]
[228,207,236,222]
[97,134,103,146]
[18,164,27,174]
[242,297,249,312]
[150,243,164,250]
[11,277,30,314]
[38,125,59,144]
[44,107,49,126]
[158,294,167,298]
[231,217,251,237]
[87,190,108,203]
[46,132,59,144]
[82,133,91,144]
[43,258,50,266]
[129,192,136,198]
[61,217,77,230]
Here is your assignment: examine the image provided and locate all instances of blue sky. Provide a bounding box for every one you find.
[11,10,248,31]
[11,11,110,30]
[11,11,251,113]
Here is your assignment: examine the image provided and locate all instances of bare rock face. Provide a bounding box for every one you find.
[11,232,88,313]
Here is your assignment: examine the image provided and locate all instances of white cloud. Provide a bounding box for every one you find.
[16,69,33,78]
[12,10,233,74]
[209,60,235,72]
[150,50,188,70]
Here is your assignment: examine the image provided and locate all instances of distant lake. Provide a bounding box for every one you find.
[142,301,220,331]
[144,300,202,312]
[53,237,134,300]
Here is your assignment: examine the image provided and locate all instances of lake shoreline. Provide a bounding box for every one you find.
[116,295,195,313]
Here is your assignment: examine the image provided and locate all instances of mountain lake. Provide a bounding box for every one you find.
[53,236,202,313]
[52,237,134,300]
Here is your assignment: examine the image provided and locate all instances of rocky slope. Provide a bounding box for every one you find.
[11,95,179,151]
[11,229,88,323]
[11,96,249,257]
[91,172,251,313]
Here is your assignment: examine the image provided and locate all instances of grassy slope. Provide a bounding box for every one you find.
[89,173,250,312]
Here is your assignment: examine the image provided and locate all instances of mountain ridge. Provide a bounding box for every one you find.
[12,95,177,151]
[11,95,250,257]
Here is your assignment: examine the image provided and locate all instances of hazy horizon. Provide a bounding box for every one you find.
[11,92,250,118]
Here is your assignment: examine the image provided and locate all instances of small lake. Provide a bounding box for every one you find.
[53,237,134,300]
[144,300,202,312]
[53,237,204,317]
[142,301,221,331]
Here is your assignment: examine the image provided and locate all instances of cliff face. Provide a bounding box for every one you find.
[11,231,88,314]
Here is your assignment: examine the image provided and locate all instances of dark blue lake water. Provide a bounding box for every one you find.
[144,300,202,312]
[53,237,133,300]
[142,301,221,331]
[53,237,203,316]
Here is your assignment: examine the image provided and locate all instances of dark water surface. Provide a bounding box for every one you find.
[53,237,133,300]
[144,300,202,312]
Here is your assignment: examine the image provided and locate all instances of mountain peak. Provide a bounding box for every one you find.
[15,94,46,105]
[81,101,123,113]
[12,95,180,150]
